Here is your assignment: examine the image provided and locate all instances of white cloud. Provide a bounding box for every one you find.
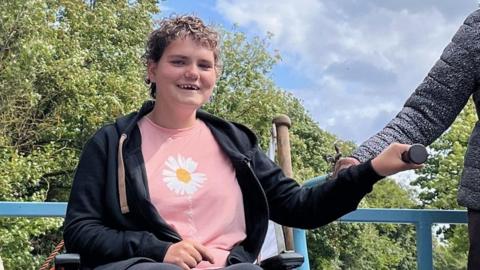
[216,0,477,142]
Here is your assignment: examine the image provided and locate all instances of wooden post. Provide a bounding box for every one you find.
[272,114,295,251]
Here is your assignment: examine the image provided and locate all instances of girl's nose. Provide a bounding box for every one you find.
[184,66,199,80]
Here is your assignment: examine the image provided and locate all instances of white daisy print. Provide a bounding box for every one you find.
[162,154,206,196]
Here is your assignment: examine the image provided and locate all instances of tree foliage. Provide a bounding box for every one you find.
[1,0,158,268]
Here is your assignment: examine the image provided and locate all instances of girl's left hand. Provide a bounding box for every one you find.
[371,143,424,177]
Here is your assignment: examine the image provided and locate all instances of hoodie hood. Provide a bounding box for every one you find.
[114,100,259,214]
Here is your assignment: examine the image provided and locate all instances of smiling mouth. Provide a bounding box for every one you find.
[178,84,200,90]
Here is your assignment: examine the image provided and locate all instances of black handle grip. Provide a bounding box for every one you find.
[401,144,428,164]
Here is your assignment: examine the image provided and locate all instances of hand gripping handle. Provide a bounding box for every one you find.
[401,144,428,164]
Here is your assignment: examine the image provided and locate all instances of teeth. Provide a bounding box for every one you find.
[179,84,199,90]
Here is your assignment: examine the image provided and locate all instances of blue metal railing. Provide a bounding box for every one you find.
[294,208,467,270]
[0,201,66,217]
[0,202,468,270]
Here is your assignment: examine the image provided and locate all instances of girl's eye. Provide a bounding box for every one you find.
[171,60,185,65]
[199,63,213,70]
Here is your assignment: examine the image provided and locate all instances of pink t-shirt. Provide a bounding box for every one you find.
[138,116,247,269]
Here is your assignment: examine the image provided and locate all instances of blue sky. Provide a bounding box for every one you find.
[159,0,478,143]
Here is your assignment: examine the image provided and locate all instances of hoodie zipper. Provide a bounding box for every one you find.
[118,133,130,214]
[118,131,182,241]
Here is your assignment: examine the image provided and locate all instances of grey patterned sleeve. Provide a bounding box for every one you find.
[352,10,480,162]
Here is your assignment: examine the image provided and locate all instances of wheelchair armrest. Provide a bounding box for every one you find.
[55,253,81,270]
[260,251,304,270]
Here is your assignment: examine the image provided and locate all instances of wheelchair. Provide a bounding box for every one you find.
[54,250,304,270]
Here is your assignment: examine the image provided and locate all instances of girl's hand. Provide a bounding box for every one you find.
[371,143,424,177]
[332,157,360,178]
[164,240,215,270]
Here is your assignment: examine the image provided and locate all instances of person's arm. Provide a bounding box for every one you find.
[254,143,421,229]
[63,133,171,264]
[353,11,479,162]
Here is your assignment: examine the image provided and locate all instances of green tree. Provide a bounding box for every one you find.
[434,225,468,270]
[0,0,158,268]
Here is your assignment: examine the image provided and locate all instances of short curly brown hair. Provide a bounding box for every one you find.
[144,15,221,98]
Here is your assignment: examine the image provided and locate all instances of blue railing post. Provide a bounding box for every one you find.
[293,229,310,270]
[416,221,433,270]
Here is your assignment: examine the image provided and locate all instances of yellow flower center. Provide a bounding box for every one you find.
[176,168,192,183]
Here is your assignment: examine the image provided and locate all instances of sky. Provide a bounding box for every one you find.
[159,0,479,144]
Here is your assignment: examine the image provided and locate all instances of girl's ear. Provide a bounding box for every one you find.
[147,62,157,82]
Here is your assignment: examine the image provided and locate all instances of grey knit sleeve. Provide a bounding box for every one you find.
[353,9,480,162]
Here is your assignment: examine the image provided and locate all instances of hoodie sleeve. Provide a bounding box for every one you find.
[252,147,383,229]
[63,134,172,265]
[352,9,480,162]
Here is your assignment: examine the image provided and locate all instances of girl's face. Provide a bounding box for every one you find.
[148,36,217,112]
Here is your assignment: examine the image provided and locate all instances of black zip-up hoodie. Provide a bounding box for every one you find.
[63,101,383,269]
